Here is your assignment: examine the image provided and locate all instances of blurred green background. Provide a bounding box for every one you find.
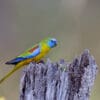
[0,0,100,100]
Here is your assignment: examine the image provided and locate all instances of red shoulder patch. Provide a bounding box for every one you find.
[28,45,39,53]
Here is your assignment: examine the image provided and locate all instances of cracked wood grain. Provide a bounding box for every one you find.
[20,49,98,100]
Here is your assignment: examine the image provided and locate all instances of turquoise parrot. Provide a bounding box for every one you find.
[0,37,57,84]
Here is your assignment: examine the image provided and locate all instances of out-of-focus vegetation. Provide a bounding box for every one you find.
[0,97,5,100]
[0,0,100,100]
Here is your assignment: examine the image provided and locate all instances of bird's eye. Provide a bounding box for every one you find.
[51,40,54,43]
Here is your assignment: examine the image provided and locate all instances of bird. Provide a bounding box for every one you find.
[0,37,57,84]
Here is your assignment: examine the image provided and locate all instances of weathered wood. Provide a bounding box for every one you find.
[20,50,98,100]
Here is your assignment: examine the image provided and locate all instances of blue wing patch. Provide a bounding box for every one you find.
[5,47,40,65]
[25,47,40,59]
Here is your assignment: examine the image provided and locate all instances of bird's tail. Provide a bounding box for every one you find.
[0,61,25,84]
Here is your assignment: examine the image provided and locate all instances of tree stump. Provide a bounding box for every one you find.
[20,50,98,100]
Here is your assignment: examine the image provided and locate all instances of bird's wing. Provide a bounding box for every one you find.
[5,44,40,64]
[18,44,40,58]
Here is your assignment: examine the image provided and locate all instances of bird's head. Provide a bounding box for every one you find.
[46,38,57,48]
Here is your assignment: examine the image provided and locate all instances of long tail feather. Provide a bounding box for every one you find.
[0,61,25,84]
[5,57,25,65]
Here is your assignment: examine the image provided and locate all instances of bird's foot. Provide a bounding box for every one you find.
[38,60,45,64]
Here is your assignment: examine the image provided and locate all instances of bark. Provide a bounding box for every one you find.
[20,49,98,100]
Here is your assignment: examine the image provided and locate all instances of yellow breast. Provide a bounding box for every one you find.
[33,44,50,62]
[22,44,50,65]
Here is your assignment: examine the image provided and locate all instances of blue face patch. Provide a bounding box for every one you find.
[48,38,57,48]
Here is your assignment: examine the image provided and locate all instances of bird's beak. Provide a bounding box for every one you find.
[55,42,57,46]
